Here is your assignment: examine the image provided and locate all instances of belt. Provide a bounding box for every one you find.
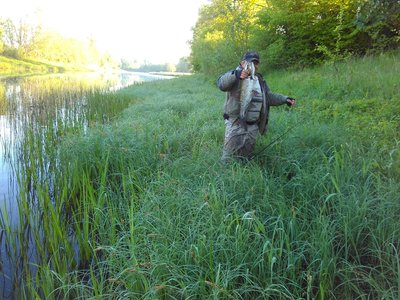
[223,114,258,125]
[246,120,258,125]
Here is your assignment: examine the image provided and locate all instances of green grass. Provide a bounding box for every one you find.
[0,55,95,77]
[2,51,400,299]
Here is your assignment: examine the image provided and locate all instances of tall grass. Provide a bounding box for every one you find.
[0,76,136,299]
[2,51,400,299]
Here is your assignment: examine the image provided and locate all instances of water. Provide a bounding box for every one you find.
[0,70,172,298]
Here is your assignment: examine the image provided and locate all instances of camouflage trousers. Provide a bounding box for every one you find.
[221,119,259,162]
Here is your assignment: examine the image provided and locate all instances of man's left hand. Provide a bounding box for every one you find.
[286,97,296,107]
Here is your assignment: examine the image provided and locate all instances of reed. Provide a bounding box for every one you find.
[1,51,399,299]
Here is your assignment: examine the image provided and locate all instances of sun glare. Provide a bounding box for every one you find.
[2,0,209,64]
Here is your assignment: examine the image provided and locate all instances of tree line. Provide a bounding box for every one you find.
[2,1,398,74]
[0,17,192,73]
[0,17,118,69]
[120,57,191,73]
[190,0,399,76]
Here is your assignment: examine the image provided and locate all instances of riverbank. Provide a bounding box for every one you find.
[148,71,192,77]
[0,55,92,77]
[0,55,192,79]
[0,55,63,77]
[4,51,400,299]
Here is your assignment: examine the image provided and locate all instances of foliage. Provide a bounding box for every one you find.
[176,56,191,73]
[0,18,118,70]
[355,0,400,52]
[191,0,400,74]
[0,55,66,75]
[123,62,177,73]
[190,0,265,76]
[0,18,36,54]
[254,0,361,68]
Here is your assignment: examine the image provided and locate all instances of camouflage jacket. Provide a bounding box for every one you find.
[217,68,288,135]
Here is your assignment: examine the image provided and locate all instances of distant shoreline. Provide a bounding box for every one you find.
[148,71,192,77]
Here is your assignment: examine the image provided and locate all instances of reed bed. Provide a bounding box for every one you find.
[1,52,399,299]
[0,75,135,299]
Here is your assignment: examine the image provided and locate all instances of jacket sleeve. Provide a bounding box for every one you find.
[217,69,239,92]
[266,91,288,106]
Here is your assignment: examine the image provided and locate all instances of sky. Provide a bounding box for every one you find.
[1,0,209,64]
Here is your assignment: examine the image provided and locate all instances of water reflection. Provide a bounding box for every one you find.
[0,71,171,202]
[0,71,171,298]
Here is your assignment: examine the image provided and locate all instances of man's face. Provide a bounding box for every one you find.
[253,61,259,71]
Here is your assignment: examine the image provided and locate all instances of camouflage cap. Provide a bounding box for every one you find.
[242,51,260,63]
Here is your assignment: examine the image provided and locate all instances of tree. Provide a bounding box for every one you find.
[176,57,191,72]
[0,17,118,69]
[190,0,264,76]
[253,0,362,69]
[120,58,131,70]
[0,17,38,57]
[190,0,399,73]
[355,0,400,52]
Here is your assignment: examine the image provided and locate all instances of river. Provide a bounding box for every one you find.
[0,70,172,298]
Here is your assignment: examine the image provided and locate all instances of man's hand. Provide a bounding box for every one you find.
[239,60,250,79]
[286,97,296,107]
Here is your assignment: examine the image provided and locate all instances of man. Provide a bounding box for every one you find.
[217,51,296,162]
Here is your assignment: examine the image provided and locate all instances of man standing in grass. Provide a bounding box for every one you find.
[217,51,296,162]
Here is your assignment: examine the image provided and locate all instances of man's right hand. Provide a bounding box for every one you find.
[239,60,250,79]
[235,61,250,79]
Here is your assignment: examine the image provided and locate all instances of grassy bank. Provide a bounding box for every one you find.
[0,55,67,76]
[0,55,95,77]
[5,51,400,299]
